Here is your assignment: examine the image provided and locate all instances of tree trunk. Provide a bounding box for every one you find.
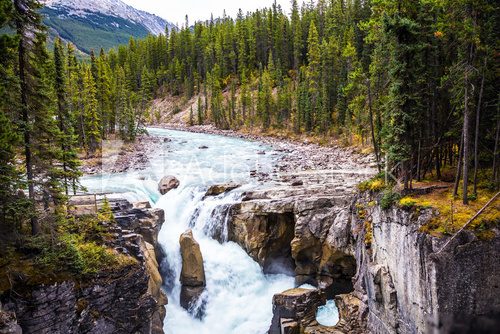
[473,60,486,194]
[462,70,471,205]
[454,131,464,197]
[416,139,421,182]
[15,0,40,235]
[493,108,500,186]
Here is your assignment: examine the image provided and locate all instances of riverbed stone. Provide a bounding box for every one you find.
[158,176,180,195]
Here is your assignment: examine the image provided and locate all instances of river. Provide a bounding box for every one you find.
[81,128,338,334]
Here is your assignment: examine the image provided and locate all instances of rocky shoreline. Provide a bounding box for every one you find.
[153,124,376,183]
[80,136,163,175]
[79,123,376,188]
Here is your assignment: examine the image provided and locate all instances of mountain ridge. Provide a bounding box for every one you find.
[40,0,175,54]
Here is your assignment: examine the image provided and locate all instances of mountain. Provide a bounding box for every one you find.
[40,0,175,54]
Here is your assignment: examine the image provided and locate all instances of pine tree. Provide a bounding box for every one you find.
[82,66,101,155]
[306,21,320,132]
[0,0,31,239]
[13,0,69,233]
[53,38,81,195]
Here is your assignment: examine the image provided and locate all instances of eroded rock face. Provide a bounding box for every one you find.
[229,201,296,274]
[158,176,180,195]
[228,194,356,291]
[179,230,206,316]
[229,173,499,334]
[351,198,500,334]
[1,254,161,334]
[269,288,326,334]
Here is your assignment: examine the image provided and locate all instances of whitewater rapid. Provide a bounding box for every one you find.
[81,127,338,334]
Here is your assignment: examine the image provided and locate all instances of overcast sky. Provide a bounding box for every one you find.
[122,0,292,26]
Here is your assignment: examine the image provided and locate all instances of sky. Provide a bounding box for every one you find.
[122,0,292,26]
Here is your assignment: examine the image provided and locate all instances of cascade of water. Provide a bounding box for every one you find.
[155,183,294,334]
[80,128,339,334]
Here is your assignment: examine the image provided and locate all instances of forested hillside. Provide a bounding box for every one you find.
[97,0,498,196]
[0,0,498,239]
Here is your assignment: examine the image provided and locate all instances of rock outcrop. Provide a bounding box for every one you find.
[261,190,500,334]
[269,288,327,334]
[158,176,180,195]
[179,229,206,317]
[229,200,296,274]
[350,196,500,334]
[226,166,499,334]
[204,183,240,198]
[228,172,362,287]
[0,198,168,334]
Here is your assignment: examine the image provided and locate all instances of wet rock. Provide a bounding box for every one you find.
[291,180,303,186]
[180,286,206,319]
[179,230,206,317]
[158,176,180,195]
[204,183,240,198]
[228,201,296,274]
[179,230,206,287]
[134,201,152,209]
[269,288,326,334]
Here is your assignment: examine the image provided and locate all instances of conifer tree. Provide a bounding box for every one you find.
[82,66,101,155]
[53,38,81,195]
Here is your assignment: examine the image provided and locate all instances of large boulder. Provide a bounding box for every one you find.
[179,229,206,316]
[179,230,206,287]
[158,176,180,195]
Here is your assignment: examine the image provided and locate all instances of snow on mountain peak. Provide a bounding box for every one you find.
[41,0,172,35]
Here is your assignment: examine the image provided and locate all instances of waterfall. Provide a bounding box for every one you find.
[155,183,294,334]
[81,127,339,334]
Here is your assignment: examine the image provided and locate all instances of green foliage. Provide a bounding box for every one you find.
[34,233,119,276]
[399,197,417,210]
[29,211,129,277]
[358,174,386,192]
[380,189,401,210]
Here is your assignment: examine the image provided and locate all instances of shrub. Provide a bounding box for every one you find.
[364,221,373,246]
[358,176,385,192]
[77,242,117,275]
[380,189,401,210]
[399,197,417,209]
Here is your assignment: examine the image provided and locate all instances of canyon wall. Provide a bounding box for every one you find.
[0,199,167,334]
[227,185,500,334]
